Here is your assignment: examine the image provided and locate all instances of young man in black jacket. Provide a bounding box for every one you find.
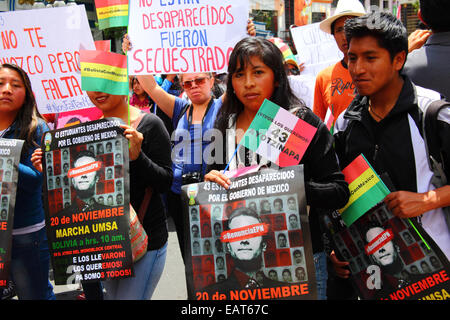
[333,12,450,272]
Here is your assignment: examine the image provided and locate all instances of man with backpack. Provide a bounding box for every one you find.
[333,12,450,260]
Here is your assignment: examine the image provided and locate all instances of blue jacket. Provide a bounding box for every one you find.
[4,119,49,229]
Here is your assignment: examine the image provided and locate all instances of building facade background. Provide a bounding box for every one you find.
[1,0,422,53]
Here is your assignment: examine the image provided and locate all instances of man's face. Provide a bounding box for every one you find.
[333,16,352,55]
[287,199,296,210]
[71,156,99,191]
[289,215,298,228]
[366,227,397,266]
[348,35,405,97]
[227,215,265,261]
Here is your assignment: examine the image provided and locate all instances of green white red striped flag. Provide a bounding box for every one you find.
[324,107,334,134]
[80,50,128,96]
[338,154,391,226]
[95,0,128,30]
[239,99,317,167]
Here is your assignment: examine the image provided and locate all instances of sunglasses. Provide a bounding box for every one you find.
[181,77,209,89]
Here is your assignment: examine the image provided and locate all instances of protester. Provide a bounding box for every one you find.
[32,89,173,299]
[333,11,450,274]
[203,37,350,299]
[403,0,450,100]
[0,63,55,300]
[121,21,256,262]
[129,76,174,135]
[313,0,366,122]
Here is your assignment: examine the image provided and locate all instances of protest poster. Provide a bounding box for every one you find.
[0,6,95,114]
[181,165,317,300]
[42,118,133,285]
[323,203,450,300]
[290,22,343,77]
[239,99,317,167]
[127,0,249,75]
[0,139,24,288]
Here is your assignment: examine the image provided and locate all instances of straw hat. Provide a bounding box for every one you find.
[319,0,366,34]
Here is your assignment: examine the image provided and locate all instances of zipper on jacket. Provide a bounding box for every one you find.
[373,144,379,162]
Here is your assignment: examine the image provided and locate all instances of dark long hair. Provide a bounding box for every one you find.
[215,37,306,134]
[0,63,44,154]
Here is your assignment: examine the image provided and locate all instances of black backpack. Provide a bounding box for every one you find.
[422,99,450,230]
[422,100,449,185]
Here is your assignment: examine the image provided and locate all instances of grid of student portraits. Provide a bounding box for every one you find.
[45,138,125,215]
[0,157,14,223]
[189,194,308,290]
[330,203,445,293]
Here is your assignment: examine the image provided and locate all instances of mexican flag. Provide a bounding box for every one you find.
[338,154,391,226]
[324,107,334,134]
[239,99,317,167]
[95,0,129,30]
[80,50,129,96]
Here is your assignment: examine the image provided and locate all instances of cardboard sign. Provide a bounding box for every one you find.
[127,0,249,74]
[0,6,95,114]
[290,22,343,77]
[0,139,24,288]
[323,203,450,300]
[181,166,317,300]
[42,118,133,285]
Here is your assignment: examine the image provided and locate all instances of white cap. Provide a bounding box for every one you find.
[319,0,366,34]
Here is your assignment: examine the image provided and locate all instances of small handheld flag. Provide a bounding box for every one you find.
[80,50,129,96]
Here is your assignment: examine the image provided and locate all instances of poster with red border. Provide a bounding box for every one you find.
[42,118,133,285]
[323,203,450,300]
[0,139,24,288]
[181,165,317,300]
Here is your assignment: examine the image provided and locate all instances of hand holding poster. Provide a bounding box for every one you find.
[127,0,249,74]
[181,166,317,300]
[323,203,450,300]
[42,118,133,285]
[0,139,24,288]
[0,6,95,114]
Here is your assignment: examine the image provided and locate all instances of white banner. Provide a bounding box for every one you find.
[127,0,249,75]
[291,22,343,77]
[0,5,95,114]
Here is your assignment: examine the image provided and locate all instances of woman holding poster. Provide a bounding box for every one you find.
[32,90,173,299]
[0,63,55,300]
[204,37,350,299]
[122,22,256,262]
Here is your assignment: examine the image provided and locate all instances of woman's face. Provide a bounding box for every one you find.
[132,78,145,96]
[87,91,125,114]
[180,73,214,105]
[231,55,276,113]
[0,67,26,116]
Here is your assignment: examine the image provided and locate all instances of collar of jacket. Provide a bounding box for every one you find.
[343,76,418,122]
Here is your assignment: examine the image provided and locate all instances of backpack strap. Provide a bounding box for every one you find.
[423,100,449,185]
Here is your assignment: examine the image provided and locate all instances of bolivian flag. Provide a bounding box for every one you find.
[95,0,128,30]
[240,99,317,167]
[80,50,128,96]
[339,155,390,226]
